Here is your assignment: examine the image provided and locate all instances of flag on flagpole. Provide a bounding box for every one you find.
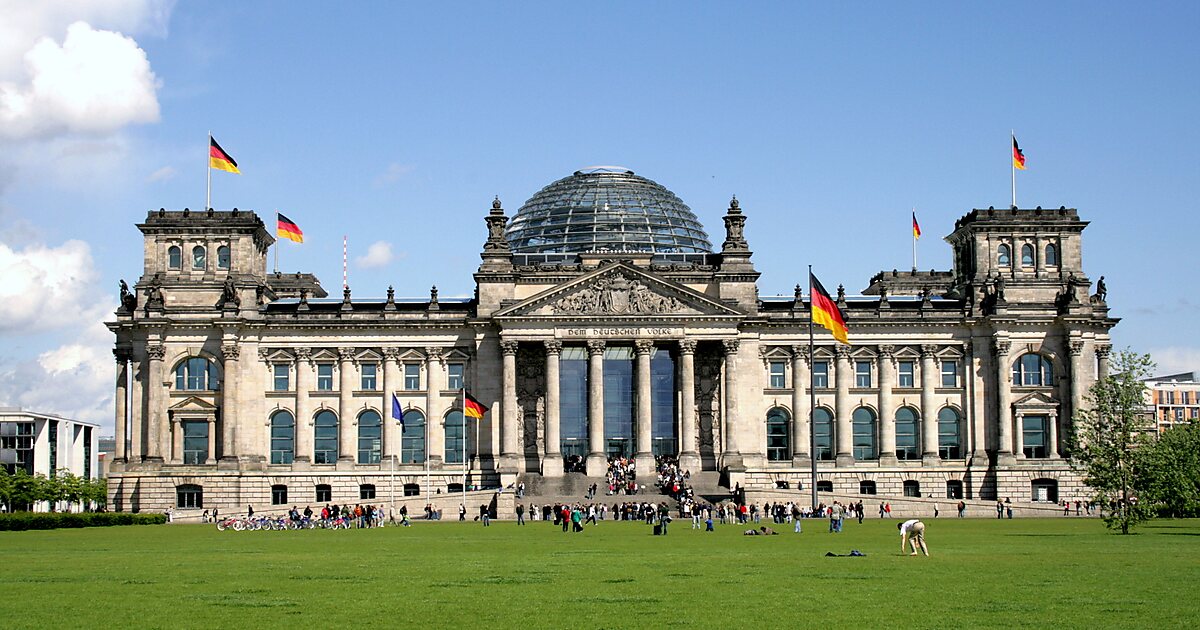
[810,271,850,345]
[209,136,240,174]
[463,390,488,420]
[277,213,304,243]
[391,393,404,427]
[912,211,922,240]
[1012,135,1027,170]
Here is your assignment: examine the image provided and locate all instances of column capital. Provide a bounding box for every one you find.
[500,340,519,356]
[337,347,356,362]
[790,345,810,363]
[222,343,241,361]
[295,347,312,362]
[544,339,563,355]
[878,344,895,358]
[920,344,938,358]
[722,338,740,355]
[993,339,1011,358]
[145,343,165,361]
[425,346,444,362]
[257,347,271,361]
[1068,340,1085,357]
[678,338,697,355]
[634,339,654,355]
[834,345,851,360]
[113,348,131,364]
[1094,343,1112,359]
[586,339,606,355]
[382,347,402,361]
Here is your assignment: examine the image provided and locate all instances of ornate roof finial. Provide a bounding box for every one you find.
[429,285,440,310]
[492,196,503,212]
[794,283,802,302]
[729,195,741,213]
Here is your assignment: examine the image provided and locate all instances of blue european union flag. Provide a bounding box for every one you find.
[391,393,404,427]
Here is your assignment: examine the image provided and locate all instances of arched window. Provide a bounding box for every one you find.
[401,410,426,464]
[1021,243,1035,267]
[174,357,218,391]
[997,244,1011,267]
[271,484,288,505]
[217,245,231,270]
[938,407,963,459]
[176,484,203,508]
[903,480,921,497]
[192,245,206,270]
[852,407,878,460]
[816,480,833,493]
[859,480,877,495]
[315,484,332,502]
[1045,243,1059,266]
[445,410,466,463]
[1031,478,1058,503]
[313,410,338,464]
[168,245,181,269]
[813,407,834,461]
[766,407,790,461]
[270,410,295,464]
[895,407,920,460]
[1013,353,1054,386]
[357,410,382,464]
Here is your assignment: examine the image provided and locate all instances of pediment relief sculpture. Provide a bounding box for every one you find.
[551,272,687,315]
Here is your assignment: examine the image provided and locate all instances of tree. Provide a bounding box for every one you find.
[1136,420,1200,517]
[1068,350,1155,534]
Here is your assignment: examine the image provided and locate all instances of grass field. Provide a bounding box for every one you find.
[1,517,1198,628]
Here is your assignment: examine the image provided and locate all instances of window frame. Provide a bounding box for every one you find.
[270,410,295,465]
[357,410,382,464]
[360,363,378,391]
[313,410,338,464]
[897,361,915,388]
[1020,243,1035,267]
[316,363,334,391]
[938,407,963,460]
[766,407,789,461]
[768,360,786,389]
[403,363,421,391]
[854,361,873,388]
[997,243,1011,267]
[360,484,376,500]
[400,410,426,464]
[168,245,182,270]
[182,420,209,465]
[273,364,290,392]
[894,406,919,460]
[176,484,203,509]
[217,244,231,270]
[446,362,465,391]
[941,360,959,388]
[271,484,288,505]
[812,361,829,388]
[192,245,206,270]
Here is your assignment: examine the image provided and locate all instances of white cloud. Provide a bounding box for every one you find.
[0,323,115,432]
[0,239,112,334]
[1147,347,1200,377]
[356,241,395,269]
[373,162,414,186]
[147,165,175,182]
[0,21,161,139]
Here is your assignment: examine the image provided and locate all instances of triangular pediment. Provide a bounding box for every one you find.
[170,396,218,412]
[1013,392,1059,409]
[495,262,743,319]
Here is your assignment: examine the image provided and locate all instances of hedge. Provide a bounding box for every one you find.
[0,512,167,531]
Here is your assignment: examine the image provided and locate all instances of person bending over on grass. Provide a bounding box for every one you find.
[898,519,929,556]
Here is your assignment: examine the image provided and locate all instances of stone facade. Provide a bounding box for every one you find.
[108,193,1116,513]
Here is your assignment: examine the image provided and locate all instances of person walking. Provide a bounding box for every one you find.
[516,503,525,526]
[459,503,466,522]
[899,519,929,556]
[792,504,803,533]
[996,501,1004,519]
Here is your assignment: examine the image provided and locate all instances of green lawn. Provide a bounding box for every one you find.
[1,517,1198,628]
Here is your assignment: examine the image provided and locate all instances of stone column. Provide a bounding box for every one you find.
[790,345,810,464]
[220,342,240,463]
[995,339,1015,463]
[1096,344,1111,380]
[382,348,401,462]
[129,358,143,463]
[969,338,988,464]
[544,340,561,475]
[634,340,655,474]
[586,339,607,473]
[206,418,217,465]
[425,348,444,466]
[1048,411,1059,459]
[543,341,563,477]
[1015,411,1025,458]
[337,347,356,462]
[113,351,129,463]
[500,340,520,469]
[145,343,165,461]
[920,344,939,462]
[877,345,896,464]
[294,348,313,464]
[834,345,853,465]
[1067,340,1086,459]
[170,418,183,464]
[722,339,744,468]
[678,339,699,471]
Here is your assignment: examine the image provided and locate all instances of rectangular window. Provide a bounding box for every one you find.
[769,361,786,389]
[360,363,377,391]
[182,421,209,465]
[315,485,332,503]
[48,420,58,477]
[83,427,92,479]
[812,361,830,388]
[272,486,287,505]
[273,364,290,391]
[897,361,915,388]
[360,485,376,500]
[447,363,464,391]
[316,364,334,391]
[1022,415,1049,459]
[1165,391,1175,404]
[855,361,872,388]
[404,364,421,391]
[941,360,959,388]
[1,422,35,476]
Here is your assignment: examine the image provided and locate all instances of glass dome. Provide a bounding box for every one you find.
[505,167,713,255]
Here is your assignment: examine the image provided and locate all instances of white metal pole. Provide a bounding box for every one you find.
[911,208,917,272]
[462,389,467,514]
[206,132,212,212]
[1011,130,1017,209]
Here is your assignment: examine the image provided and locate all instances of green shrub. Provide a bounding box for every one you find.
[0,512,166,531]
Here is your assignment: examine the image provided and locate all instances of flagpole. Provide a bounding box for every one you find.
[206,131,212,212]
[274,212,280,274]
[424,403,430,503]
[462,389,467,516]
[808,266,819,512]
[1011,130,1017,209]
[911,208,917,272]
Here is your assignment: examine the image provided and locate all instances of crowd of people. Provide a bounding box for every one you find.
[605,457,639,495]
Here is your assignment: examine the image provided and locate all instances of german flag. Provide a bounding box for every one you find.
[209,135,240,174]
[277,213,303,243]
[912,210,922,240]
[810,272,849,345]
[1012,135,1026,171]
[463,390,488,420]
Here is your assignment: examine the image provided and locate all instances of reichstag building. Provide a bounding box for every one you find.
[107,166,1116,512]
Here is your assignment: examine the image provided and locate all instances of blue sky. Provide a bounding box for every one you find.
[1,1,1197,432]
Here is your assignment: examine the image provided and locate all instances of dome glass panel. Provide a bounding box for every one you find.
[506,167,713,255]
